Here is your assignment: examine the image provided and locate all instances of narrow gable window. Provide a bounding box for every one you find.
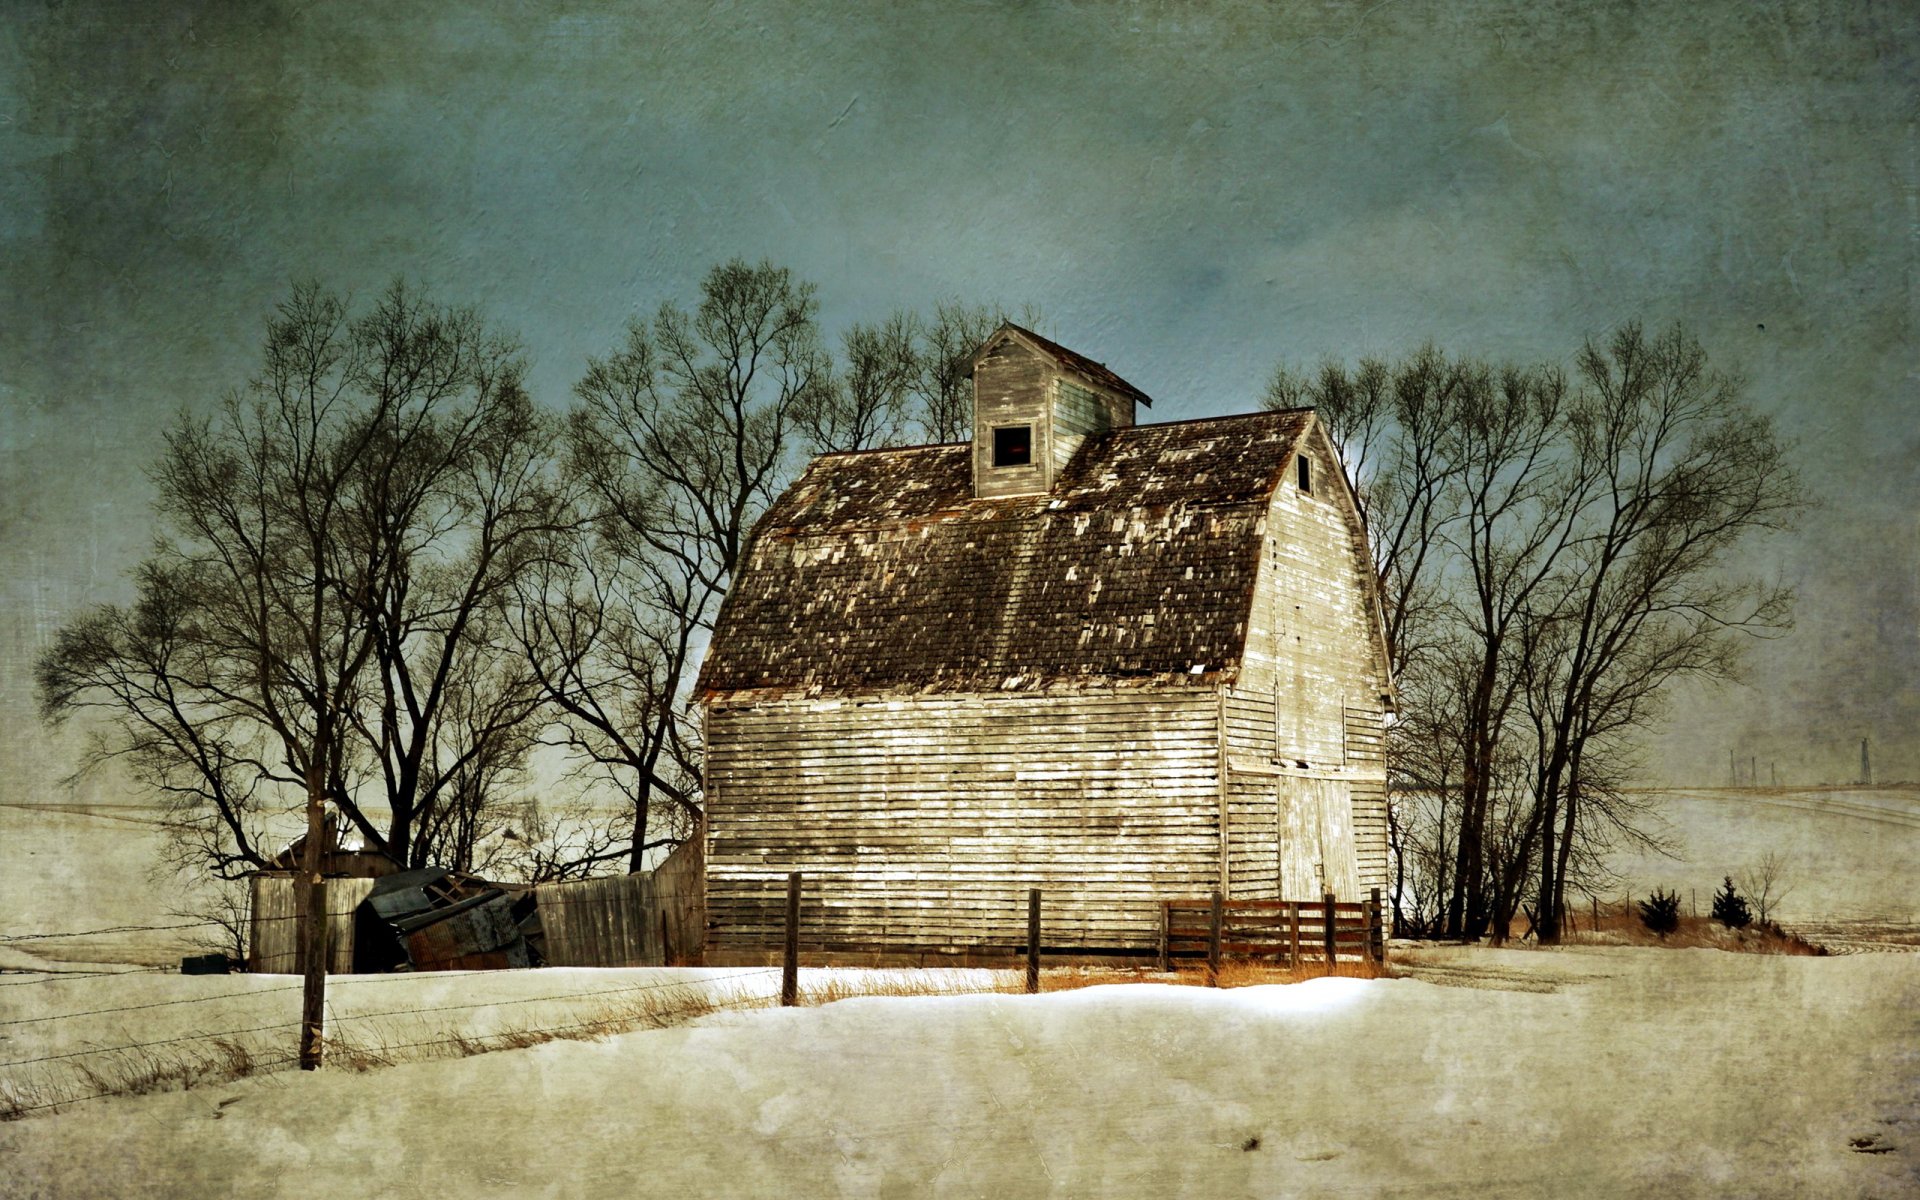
[1297,454,1312,493]
[993,425,1032,467]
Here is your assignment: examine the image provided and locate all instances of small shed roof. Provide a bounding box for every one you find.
[699,408,1317,700]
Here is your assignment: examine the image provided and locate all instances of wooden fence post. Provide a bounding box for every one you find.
[1289,900,1301,969]
[1026,888,1041,994]
[1322,892,1336,974]
[1368,887,1383,965]
[1157,901,1170,973]
[1207,890,1223,986]
[781,872,801,1007]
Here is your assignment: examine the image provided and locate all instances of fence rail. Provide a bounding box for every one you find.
[1158,889,1386,971]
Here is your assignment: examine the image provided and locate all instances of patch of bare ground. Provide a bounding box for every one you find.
[1385,913,1833,992]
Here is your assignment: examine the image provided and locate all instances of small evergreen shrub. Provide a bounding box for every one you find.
[1711,876,1753,928]
[1638,888,1681,937]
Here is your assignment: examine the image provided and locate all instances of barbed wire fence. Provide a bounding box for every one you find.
[0,949,792,1119]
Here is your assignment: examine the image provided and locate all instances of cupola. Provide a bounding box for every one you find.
[967,324,1152,499]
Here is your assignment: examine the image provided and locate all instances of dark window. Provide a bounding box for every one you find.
[1297,455,1312,493]
[993,425,1032,467]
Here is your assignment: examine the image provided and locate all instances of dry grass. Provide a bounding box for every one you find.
[4,1036,278,1120]
[1563,909,1828,955]
[322,976,771,1071]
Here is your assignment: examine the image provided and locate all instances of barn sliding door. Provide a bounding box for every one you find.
[1277,777,1360,899]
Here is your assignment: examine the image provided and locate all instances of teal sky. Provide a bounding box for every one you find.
[3,0,1915,793]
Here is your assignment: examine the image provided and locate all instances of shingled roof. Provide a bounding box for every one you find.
[698,408,1317,700]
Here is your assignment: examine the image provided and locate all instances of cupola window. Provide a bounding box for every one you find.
[993,425,1032,467]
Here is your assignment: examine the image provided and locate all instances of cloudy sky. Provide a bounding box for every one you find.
[2,0,1914,797]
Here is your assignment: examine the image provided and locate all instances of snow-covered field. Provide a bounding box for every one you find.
[1,948,1915,1198]
[3,789,1917,1196]
[1602,787,1920,934]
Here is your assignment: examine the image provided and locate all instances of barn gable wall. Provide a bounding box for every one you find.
[703,688,1222,953]
[1219,420,1392,901]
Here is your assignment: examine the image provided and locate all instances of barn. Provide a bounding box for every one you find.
[696,324,1395,958]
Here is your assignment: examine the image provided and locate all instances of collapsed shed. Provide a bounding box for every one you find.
[245,840,703,973]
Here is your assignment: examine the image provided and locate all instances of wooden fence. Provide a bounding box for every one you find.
[1158,889,1386,971]
[247,841,705,973]
[247,875,379,974]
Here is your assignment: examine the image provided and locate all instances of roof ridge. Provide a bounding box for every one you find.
[1105,407,1310,434]
[810,439,968,460]
[995,323,1154,407]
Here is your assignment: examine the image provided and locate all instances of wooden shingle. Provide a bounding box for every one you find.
[699,408,1314,700]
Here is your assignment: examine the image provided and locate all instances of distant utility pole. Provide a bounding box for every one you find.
[1861,738,1872,786]
[1770,761,1777,787]
[1729,748,1737,787]
[1750,756,1756,787]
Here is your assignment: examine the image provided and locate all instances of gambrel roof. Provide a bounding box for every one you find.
[698,408,1326,700]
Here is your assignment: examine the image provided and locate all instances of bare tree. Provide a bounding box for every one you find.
[1739,849,1795,926]
[37,281,563,880]
[166,877,252,965]
[799,311,921,454]
[1270,324,1800,943]
[520,259,828,873]
[1529,323,1799,941]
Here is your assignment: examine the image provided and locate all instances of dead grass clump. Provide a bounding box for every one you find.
[47,1036,270,1113]
[0,1081,46,1122]
[321,979,771,1073]
[801,972,1011,1006]
[1569,912,1827,955]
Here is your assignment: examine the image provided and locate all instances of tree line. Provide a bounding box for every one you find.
[1266,326,1801,943]
[36,262,1030,884]
[39,261,1798,939]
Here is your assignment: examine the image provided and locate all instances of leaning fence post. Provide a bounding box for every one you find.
[1207,890,1224,986]
[1026,888,1041,994]
[1322,892,1336,974]
[781,872,801,1007]
[1157,901,1170,973]
[1368,887,1383,965]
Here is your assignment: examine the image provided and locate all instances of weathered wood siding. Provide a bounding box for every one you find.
[972,338,1053,498]
[652,836,706,961]
[247,875,377,974]
[1220,421,1392,899]
[534,843,706,966]
[535,874,659,967]
[704,688,1221,953]
[1050,379,1132,475]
